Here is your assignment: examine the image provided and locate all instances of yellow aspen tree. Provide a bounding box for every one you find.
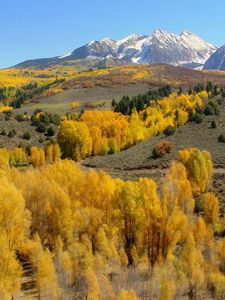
[30,147,45,167]
[55,237,73,291]
[150,261,177,300]
[46,144,54,163]
[53,143,61,161]
[39,149,46,167]
[85,268,101,300]
[36,249,60,299]
[30,147,39,167]
[58,120,92,161]
[193,216,207,249]
[0,178,30,251]
[115,181,141,266]
[178,148,213,195]
[203,192,220,226]
[0,148,10,170]
[180,232,205,298]
[138,178,162,266]
[0,235,22,299]
[208,272,225,299]
[116,289,139,300]
[164,161,194,215]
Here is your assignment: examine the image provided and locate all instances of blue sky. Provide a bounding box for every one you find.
[1,0,225,68]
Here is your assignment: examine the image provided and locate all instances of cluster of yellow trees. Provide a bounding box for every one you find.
[0,144,60,168]
[0,147,225,299]
[58,91,208,160]
[0,104,13,113]
[0,66,76,88]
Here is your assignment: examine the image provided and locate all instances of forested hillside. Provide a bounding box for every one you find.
[0,63,225,299]
[1,146,225,299]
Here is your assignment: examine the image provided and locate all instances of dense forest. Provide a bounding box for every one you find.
[0,146,225,299]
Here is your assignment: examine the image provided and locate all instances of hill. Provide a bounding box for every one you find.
[82,94,225,174]
[3,64,225,115]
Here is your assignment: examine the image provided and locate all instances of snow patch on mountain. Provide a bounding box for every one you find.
[59,52,73,59]
[17,29,218,69]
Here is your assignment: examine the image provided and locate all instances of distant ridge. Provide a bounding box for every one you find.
[14,29,217,69]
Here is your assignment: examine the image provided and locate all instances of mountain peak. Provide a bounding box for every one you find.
[101,37,116,43]
[153,28,168,34]
[118,34,143,44]
[181,30,194,36]
[15,29,217,70]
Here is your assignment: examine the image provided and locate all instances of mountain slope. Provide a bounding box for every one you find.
[15,29,216,69]
[204,44,225,70]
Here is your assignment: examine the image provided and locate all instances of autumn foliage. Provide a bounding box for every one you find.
[0,146,224,299]
[58,91,208,160]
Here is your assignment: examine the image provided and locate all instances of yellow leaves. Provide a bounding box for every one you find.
[178,148,213,195]
[0,67,73,88]
[164,161,194,215]
[129,110,146,144]
[22,235,60,299]
[203,193,220,226]
[36,249,60,299]
[208,272,225,299]
[0,147,27,168]
[30,147,45,167]
[58,119,92,161]
[3,146,225,298]
[0,177,30,251]
[46,143,61,163]
[58,91,206,160]
[71,100,80,109]
[0,235,22,299]
[84,268,101,300]
[116,289,139,300]
[0,105,13,113]
[175,109,188,126]
[180,232,205,294]
[9,147,27,166]
[198,90,209,101]
[0,148,10,170]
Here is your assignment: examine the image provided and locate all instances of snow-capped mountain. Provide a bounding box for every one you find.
[204,44,225,70]
[15,29,217,69]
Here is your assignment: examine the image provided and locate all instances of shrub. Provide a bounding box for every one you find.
[22,132,31,140]
[191,113,203,124]
[152,141,172,159]
[218,134,225,143]
[49,114,60,126]
[204,105,215,116]
[36,123,47,133]
[8,130,16,137]
[0,129,6,135]
[39,113,50,125]
[204,102,219,116]
[47,127,55,137]
[4,110,12,117]
[164,126,175,136]
[15,114,25,122]
[211,121,217,129]
[39,137,44,143]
